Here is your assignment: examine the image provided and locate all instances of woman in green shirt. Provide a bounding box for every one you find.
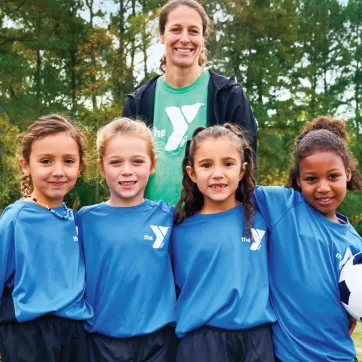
[123,0,257,204]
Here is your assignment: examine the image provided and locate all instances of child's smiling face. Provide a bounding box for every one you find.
[297,150,351,222]
[187,136,247,214]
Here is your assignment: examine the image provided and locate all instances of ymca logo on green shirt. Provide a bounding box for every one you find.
[146,71,210,205]
[153,103,203,151]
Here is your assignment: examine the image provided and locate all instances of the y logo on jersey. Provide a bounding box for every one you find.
[150,225,169,249]
[164,103,203,151]
[337,247,353,269]
[241,228,266,251]
[250,229,266,251]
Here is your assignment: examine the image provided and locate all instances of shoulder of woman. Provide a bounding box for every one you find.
[132,75,160,97]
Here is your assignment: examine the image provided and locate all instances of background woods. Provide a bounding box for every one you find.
[0,0,361,232]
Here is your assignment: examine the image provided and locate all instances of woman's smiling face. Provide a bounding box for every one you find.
[160,5,204,71]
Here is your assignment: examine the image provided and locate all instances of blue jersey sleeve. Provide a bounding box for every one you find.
[0,206,17,305]
[253,186,302,230]
[76,205,94,240]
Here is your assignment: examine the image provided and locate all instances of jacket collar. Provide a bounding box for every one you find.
[209,70,238,90]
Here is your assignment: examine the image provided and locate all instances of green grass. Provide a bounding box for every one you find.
[354,322,362,360]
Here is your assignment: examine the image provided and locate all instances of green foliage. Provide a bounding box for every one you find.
[338,192,362,234]
[353,323,362,360]
[0,0,361,232]
[0,116,21,210]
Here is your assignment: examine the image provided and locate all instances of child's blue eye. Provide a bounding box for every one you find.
[110,160,121,165]
[40,159,51,164]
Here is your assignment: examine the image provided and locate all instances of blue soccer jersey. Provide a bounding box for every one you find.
[254,186,362,362]
[171,203,276,338]
[0,201,93,323]
[78,200,176,338]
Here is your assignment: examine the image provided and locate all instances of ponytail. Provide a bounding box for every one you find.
[175,128,206,224]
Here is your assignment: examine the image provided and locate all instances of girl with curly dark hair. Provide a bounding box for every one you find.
[171,124,276,362]
[254,115,362,362]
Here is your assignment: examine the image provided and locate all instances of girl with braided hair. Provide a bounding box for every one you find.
[171,124,276,362]
[0,115,92,362]
[254,115,362,362]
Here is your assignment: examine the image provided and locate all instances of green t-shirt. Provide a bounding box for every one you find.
[145,71,210,205]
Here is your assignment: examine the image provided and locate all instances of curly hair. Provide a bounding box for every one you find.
[175,123,256,238]
[288,115,362,192]
[18,114,86,197]
[158,0,212,73]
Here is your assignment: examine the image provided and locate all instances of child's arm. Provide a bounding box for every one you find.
[253,185,298,231]
[0,208,16,306]
[348,318,357,335]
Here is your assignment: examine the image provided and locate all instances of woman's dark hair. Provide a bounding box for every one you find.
[288,115,362,192]
[158,0,212,73]
[175,123,256,237]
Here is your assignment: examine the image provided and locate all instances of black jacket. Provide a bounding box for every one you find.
[122,71,257,155]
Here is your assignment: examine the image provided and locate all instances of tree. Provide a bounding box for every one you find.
[0,116,20,211]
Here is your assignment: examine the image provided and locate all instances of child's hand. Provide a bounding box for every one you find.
[349,318,357,335]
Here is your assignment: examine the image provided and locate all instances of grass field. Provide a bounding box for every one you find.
[354,322,362,360]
